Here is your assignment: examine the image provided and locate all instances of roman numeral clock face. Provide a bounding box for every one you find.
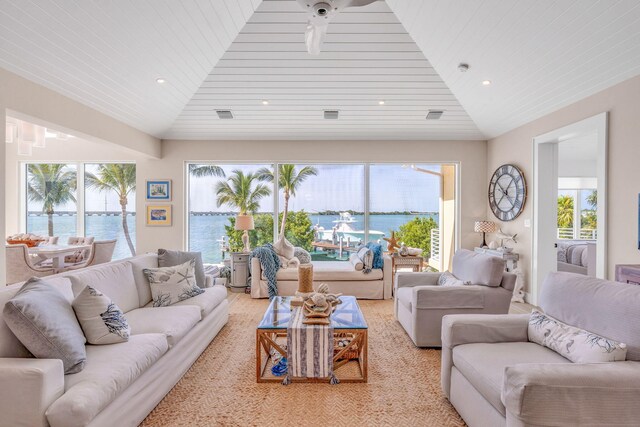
[488,164,527,222]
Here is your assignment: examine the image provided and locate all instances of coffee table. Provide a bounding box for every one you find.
[256,296,368,383]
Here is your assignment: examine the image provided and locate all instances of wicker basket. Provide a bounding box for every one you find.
[334,333,359,360]
[6,239,43,248]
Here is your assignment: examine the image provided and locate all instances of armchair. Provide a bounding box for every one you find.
[442,272,640,427]
[395,249,515,347]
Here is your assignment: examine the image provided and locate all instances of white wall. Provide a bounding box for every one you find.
[488,74,640,294]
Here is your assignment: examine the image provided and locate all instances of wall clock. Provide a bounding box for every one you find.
[488,164,527,222]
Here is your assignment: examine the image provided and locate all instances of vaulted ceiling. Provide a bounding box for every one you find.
[2,0,640,140]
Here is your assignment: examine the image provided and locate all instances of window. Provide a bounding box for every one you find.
[24,162,137,261]
[188,164,275,264]
[84,163,137,259]
[557,189,597,240]
[26,163,78,241]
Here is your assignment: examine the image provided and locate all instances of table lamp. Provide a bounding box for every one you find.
[235,214,255,253]
[474,221,496,248]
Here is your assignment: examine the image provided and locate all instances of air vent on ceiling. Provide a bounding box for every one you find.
[324,110,339,120]
[216,110,233,119]
[426,110,444,120]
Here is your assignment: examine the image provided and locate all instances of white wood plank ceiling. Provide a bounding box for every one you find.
[2,0,640,140]
[166,0,482,140]
[387,0,640,138]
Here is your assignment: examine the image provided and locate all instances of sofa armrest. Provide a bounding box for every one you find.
[395,272,441,289]
[204,275,213,288]
[503,361,640,426]
[382,255,392,299]
[0,358,64,427]
[412,285,488,310]
[250,257,262,298]
[441,314,529,398]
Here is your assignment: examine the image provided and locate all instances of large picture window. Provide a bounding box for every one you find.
[24,162,136,260]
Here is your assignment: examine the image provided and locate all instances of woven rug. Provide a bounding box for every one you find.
[141,294,465,427]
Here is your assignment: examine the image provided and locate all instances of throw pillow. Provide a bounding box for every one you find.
[273,236,295,260]
[357,247,374,273]
[366,242,384,269]
[528,310,627,363]
[349,253,364,271]
[3,278,87,374]
[158,248,206,288]
[144,259,204,307]
[437,271,466,286]
[293,247,311,265]
[72,286,130,345]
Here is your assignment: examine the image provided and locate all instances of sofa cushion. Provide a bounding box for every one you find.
[45,333,168,427]
[452,249,505,287]
[263,261,383,282]
[349,253,364,271]
[438,271,467,286]
[0,277,73,358]
[125,305,201,347]
[72,286,131,345]
[396,287,412,312]
[128,254,158,307]
[453,342,570,416]
[158,248,206,288]
[540,272,640,361]
[144,259,204,307]
[145,285,227,318]
[66,261,140,313]
[3,278,87,374]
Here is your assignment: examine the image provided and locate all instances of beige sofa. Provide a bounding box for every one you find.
[395,249,516,347]
[0,253,229,427]
[250,256,392,299]
[441,272,640,427]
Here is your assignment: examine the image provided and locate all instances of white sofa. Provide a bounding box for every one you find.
[0,253,229,427]
[250,256,393,299]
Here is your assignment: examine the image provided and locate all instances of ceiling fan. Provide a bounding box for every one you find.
[296,0,377,55]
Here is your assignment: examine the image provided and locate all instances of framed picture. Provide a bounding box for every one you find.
[146,180,172,201]
[146,205,172,226]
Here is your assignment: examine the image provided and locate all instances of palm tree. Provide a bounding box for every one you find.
[85,164,137,256]
[215,170,271,215]
[557,195,574,229]
[27,164,77,237]
[257,164,318,236]
[586,190,597,209]
[189,164,226,178]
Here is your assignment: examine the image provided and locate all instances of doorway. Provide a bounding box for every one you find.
[532,113,607,304]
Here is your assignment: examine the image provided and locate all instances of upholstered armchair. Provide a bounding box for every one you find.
[65,239,117,270]
[441,272,640,427]
[5,244,55,285]
[395,249,515,347]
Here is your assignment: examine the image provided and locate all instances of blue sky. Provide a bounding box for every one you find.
[189,163,441,213]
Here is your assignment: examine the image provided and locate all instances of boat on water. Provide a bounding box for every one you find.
[314,212,385,244]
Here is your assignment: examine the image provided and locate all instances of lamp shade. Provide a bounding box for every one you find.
[235,214,255,231]
[474,221,496,233]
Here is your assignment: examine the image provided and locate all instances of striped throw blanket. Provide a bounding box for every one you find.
[283,307,339,385]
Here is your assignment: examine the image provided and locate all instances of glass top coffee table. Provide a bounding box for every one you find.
[256,296,368,383]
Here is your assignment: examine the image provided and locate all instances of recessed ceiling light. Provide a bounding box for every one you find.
[261,100,269,105]
[156,77,166,84]
[378,100,385,105]
[482,80,492,86]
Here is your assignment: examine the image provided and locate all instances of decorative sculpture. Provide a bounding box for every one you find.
[383,231,400,254]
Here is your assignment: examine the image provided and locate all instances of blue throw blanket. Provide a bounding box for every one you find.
[250,244,281,298]
[366,242,384,269]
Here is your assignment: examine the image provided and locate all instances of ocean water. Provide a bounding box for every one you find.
[26,213,437,263]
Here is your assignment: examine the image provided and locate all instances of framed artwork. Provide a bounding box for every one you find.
[146,180,172,201]
[146,205,172,226]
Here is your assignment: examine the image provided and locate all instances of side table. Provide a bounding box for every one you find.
[230,252,250,293]
[391,254,424,291]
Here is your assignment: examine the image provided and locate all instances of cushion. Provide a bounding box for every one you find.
[46,333,168,427]
[66,261,140,313]
[72,286,130,345]
[157,248,206,288]
[293,247,311,264]
[146,285,227,318]
[528,310,627,363]
[357,247,374,273]
[264,261,383,282]
[125,305,201,348]
[451,249,505,287]
[143,259,204,307]
[366,242,384,269]
[396,287,412,312]
[349,253,364,271]
[128,254,159,307]
[3,278,87,374]
[570,245,586,266]
[437,271,466,286]
[539,272,640,361]
[453,342,571,416]
[273,236,295,259]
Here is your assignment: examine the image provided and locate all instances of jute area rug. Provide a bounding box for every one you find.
[141,293,465,427]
